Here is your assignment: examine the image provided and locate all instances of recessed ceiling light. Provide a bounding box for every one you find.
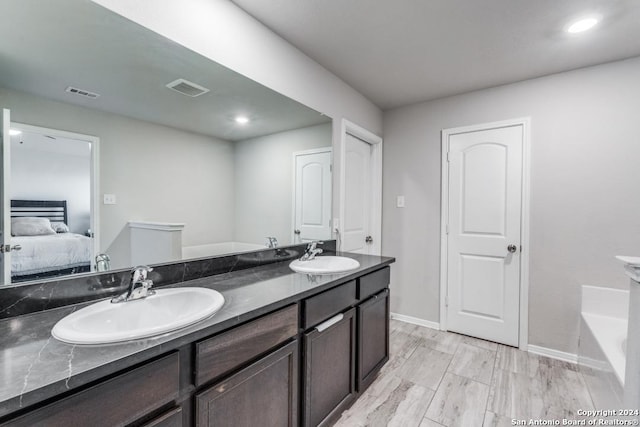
[9,129,22,136]
[235,116,250,124]
[566,17,599,34]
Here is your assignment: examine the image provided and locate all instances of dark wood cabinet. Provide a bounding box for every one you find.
[303,281,356,329]
[195,304,299,386]
[1,265,393,427]
[1,352,180,427]
[357,289,390,392]
[357,267,390,301]
[196,340,299,427]
[303,308,356,427]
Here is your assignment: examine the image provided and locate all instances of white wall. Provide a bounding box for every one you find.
[383,57,640,354]
[11,140,91,234]
[2,87,235,269]
[234,123,332,244]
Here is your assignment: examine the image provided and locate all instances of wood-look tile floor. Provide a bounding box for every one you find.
[334,320,594,427]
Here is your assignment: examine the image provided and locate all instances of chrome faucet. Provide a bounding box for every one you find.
[265,236,279,248]
[299,241,324,261]
[95,253,111,272]
[111,265,155,303]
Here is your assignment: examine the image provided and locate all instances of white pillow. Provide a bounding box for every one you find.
[11,217,56,236]
[52,222,70,233]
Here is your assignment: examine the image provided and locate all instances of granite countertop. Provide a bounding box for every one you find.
[0,252,394,419]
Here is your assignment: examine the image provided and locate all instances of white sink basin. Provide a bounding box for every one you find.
[289,256,360,274]
[52,287,224,344]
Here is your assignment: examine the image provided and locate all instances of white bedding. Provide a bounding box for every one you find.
[11,233,91,276]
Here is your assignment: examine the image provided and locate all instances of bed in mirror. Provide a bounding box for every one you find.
[0,0,333,286]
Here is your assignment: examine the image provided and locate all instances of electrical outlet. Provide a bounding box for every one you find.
[103,194,116,205]
[396,195,405,208]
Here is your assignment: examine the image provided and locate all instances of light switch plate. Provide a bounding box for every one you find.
[396,195,405,208]
[103,194,116,205]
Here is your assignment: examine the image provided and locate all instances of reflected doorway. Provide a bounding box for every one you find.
[292,147,332,243]
[7,122,98,284]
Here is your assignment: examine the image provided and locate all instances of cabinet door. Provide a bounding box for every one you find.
[196,340,298,427]
[303,308,356,427]
[357,289,390,392]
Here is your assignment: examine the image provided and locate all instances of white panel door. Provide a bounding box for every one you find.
[342,134,372,254]
[0,109,11,284]
[294,149,332,243]
[447,124,523,346]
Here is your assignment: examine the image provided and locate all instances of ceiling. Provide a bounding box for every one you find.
[0,0,328,141]
[232,0,640,109]
[11,130,91,158]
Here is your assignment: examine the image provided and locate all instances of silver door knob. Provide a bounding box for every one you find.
[507,244,517,253]
[365,236,373,244]
[0,244,21,253]
[294,229,301,235]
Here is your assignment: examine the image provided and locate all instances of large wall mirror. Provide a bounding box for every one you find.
[0,0,333,287]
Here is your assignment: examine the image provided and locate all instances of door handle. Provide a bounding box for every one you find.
[0,244,21,253]
[507,244,517,253]
[315,313,344,333]
[294,229,301,235]
[365,236,373,244]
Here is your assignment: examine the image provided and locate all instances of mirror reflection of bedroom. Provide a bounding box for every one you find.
[9,125,96,283]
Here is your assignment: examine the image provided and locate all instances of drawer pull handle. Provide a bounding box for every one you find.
[316,313,344,333]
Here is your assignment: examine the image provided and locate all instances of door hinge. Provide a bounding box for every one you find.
[445,295,449,307]
[446,151,450,162]
[520,245,523,252]
[329,164,333,172]
[445,224,449,234]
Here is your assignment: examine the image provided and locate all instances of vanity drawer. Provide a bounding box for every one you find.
[303,281,357,329]
[357,267,390,300]
[141,407,182,427]
[195,304,299,387]
[2,352,179,427]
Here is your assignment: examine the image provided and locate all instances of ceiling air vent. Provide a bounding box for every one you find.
[165,78,210,97]
[65,86,100,99]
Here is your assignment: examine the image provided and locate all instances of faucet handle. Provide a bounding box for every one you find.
[131,265,153,282]
[307,241,324,250]
[265,237,279,248]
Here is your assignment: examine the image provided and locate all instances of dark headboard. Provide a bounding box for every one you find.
[11,200,68,224]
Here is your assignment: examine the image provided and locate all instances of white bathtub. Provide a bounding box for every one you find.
[579,285,629,409]
[182,242,266,259]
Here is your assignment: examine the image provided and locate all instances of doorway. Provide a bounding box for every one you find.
[292,147,332,243]
[439,118,530,348]
[337,120,382,255]
[1,110,99,284]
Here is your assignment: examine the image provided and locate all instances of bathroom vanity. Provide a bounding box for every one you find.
[0,250,394,427]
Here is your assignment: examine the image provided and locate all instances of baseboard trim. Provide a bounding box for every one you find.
[528,344,578,364]
[390,312,440,330]
[391,313,577,364]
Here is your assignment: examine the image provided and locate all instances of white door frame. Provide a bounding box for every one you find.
[336,119,383,255]
[11,122,101,271]
[291,146,332,244]
[439,117,531,350]
[1,109,11,284]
